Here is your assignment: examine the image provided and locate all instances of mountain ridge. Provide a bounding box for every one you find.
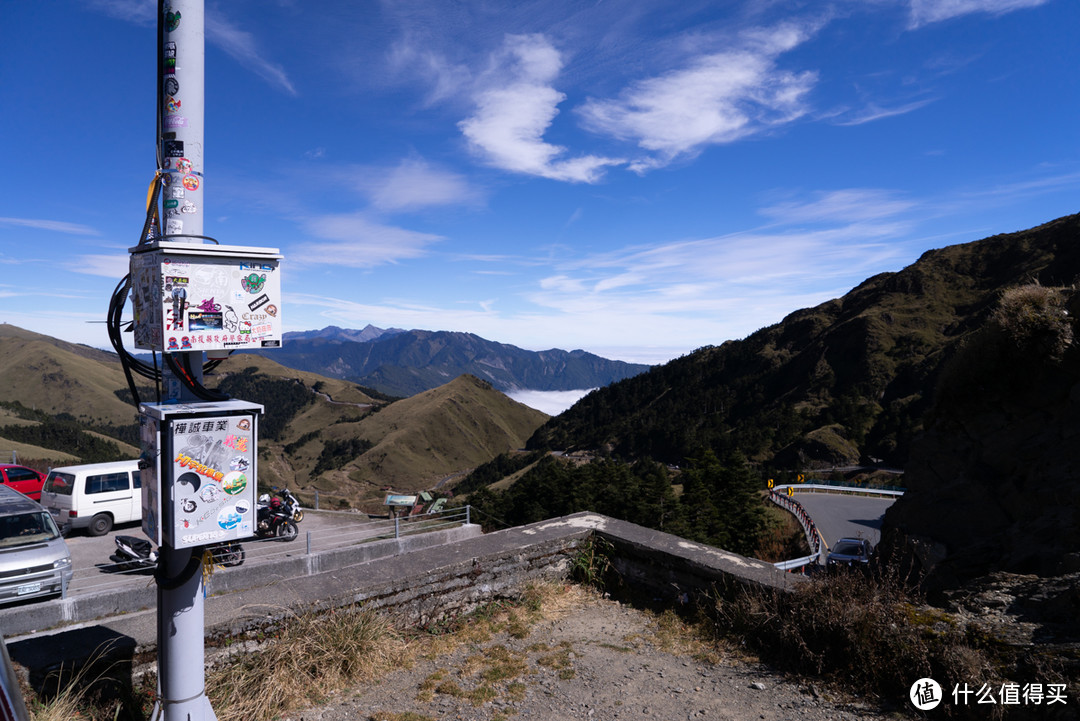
[242,327,650,397]
[526,212,1080,469]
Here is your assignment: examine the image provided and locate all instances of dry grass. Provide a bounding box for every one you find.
[208,605,411,721]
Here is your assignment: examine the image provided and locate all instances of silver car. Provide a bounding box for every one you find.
[0,485,73,604]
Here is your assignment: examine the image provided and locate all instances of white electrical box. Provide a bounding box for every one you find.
[130,241,283,353]
[140,400,262,548]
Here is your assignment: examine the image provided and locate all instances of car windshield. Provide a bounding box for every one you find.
[833,542,864,555]
[43,472,75,497]
[0,512,61,548]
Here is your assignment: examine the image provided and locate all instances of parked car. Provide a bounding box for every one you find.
[39,460,142,536]
[0,465,46,502]
[826,537,873,568]
[0,485,73,605]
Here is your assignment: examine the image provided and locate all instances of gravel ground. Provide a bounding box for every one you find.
[284,590,897,721]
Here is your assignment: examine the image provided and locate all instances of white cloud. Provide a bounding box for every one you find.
[459,34,624,183]
[206,13,297,95]
[759,189,916,224]
[908,0,1050,27]
[356,157,481,211]
[579,23,818,172]
[834,98,936,126]
[293,214,443,267]
[0,217,99,236]
[69,254,131,278]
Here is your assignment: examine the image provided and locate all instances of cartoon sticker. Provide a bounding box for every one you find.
[223,306,238,332]
[182,175,199,191]
[265,304,278,317]
[166,9,181,31]
[181,498,197,513]
[175,157,192,174]
[240,273,266,293]
[236,419,251,431]
[180,335,192,349]
[167,337,179,351]
[222,471,248,495]
[165,96,181,114]
[230,455,249,472]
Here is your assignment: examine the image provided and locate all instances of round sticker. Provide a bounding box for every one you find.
[182,175,200,191]
[181,498,197,513]
[200,484,222,504]
[217,508,241,531]
[234,499,251,515]
[222,471,247,495]
[176,158,192,174]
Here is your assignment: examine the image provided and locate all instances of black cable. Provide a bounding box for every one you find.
[154,549,203,590]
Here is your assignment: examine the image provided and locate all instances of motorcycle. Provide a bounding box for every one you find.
[255,488,301,541]
[110,534,245,571]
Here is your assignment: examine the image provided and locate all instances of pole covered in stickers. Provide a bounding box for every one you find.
[160,0,204,240]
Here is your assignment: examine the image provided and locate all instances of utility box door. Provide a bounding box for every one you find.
[130,241,283,353]
[141,401,262,548]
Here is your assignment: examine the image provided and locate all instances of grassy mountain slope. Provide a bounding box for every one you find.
[0,324,138,427]
[297,375,548,508]
[527,213,1080,468]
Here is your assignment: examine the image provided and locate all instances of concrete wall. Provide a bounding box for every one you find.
[5,512,805,684]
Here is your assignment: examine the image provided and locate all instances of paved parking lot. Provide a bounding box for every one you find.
[61,509,404,596]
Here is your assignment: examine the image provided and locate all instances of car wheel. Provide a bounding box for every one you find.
[88,513,113,537]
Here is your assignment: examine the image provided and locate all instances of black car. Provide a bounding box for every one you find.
[826,537,872,567]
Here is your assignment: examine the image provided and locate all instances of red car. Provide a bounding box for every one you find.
[0,465,46,501]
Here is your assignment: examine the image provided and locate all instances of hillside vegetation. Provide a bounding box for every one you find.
[527,213,1080,470]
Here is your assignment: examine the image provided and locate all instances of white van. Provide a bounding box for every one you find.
[0,485,73,604]
[39,460,142,536]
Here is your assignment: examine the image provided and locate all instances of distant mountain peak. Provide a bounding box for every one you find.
[283,325,406,343]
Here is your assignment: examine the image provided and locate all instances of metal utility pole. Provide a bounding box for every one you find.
[155,2,213,720]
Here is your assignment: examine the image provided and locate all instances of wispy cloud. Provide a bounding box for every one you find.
[0,217,99,236]
[87,0,295,95]
[354,157,482,211]
[579,23,819,173]
[206,13,296,95]
[907,0,1051,28]
[759,189,916,224]
[68,254,130,278]
[293,213,443,267]
[459,34,625,183]
[833,97,936,126]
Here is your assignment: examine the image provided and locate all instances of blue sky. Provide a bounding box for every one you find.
[2,0,1077,365]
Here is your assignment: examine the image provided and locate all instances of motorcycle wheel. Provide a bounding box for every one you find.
[222,546,245,567]
[292,509,304,523]
[277,520,298,541]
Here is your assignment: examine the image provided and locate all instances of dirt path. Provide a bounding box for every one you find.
[288,591,893,721]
